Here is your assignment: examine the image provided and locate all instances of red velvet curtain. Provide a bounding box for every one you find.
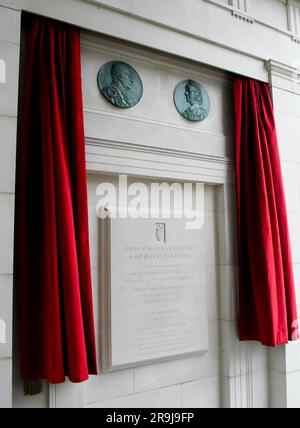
[15,14,97,384]
[233,77,298,346]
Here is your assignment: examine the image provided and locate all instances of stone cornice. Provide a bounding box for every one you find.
[265,60,300,82]
[205,0,300,42]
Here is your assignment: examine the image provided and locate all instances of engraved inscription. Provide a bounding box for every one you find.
[101,218,208,370]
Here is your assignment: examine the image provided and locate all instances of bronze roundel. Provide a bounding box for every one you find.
[97,61,143,109]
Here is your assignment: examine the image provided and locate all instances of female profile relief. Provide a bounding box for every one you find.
[174,79,210,122]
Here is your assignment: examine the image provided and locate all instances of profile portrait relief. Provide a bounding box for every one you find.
[174,79,210,122]
[98,61,143,109]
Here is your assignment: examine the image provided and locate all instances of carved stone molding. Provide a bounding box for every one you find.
[229,0,254,23]
[287,0,300,43]
[229,0,248,13]
[204,0,254,24]
[85,137,233,184]
[231,9,254,23]
[265,59,300,83]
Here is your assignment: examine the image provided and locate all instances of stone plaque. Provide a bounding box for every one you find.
[100,216,208,370]
[174,79,210,122]
[97,61,143,109]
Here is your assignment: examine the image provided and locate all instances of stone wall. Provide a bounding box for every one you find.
[1,0,300,408]
[0,0,20,409]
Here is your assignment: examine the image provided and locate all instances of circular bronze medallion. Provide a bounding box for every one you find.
[174,79,210,122]
[98,61,143,109]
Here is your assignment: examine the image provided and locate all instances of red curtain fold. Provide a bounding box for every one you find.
[15,14,97,384]
[233,77,298,347]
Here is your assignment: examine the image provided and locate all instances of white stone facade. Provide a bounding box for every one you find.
[1,0,300,408]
